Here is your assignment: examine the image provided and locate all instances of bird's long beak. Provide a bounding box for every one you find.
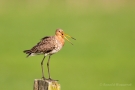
[64,33,76,45]
[65,34,76,40]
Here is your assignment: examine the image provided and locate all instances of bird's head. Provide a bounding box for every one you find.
[55,28,76,45]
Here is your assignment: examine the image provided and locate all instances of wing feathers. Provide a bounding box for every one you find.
[23,36,56,56]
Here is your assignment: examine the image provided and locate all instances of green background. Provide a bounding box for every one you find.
[0,0,135,90]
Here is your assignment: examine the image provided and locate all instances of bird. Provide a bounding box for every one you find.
[23,28,76,80]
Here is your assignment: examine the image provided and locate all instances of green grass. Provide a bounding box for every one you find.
[0,1,135,90]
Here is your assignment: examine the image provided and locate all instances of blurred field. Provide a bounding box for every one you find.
[0,0,135,90]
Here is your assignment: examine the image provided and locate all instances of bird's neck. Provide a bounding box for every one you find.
[55,35,65,46]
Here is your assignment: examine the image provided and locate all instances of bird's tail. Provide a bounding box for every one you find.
[23,50,31,57]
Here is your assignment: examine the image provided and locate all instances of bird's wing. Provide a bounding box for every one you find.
[30,36,56,53]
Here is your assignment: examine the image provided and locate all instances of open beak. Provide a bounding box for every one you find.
[63,33,76,45]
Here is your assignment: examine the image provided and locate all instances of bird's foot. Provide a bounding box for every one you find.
[47,78,59,81]
[41,77,58,81]
[41,76,46,80]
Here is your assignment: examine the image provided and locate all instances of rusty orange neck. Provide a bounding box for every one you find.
[55,35,65,46]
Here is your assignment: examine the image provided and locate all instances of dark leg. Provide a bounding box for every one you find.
[47,55,51,79]
[41,56,46,79]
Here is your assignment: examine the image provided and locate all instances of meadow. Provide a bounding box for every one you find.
[0,0,135,90]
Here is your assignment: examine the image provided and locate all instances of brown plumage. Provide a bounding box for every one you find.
[24,36,56,57]
[23,28,76,80]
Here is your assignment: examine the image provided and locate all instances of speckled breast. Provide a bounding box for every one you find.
[49,38,63,55]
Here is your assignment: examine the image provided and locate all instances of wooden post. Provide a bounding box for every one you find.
[33,79,60,90]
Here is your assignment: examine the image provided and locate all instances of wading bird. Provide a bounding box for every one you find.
[23,29,76,80]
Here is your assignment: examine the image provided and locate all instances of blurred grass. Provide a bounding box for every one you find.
[0,0,135,90]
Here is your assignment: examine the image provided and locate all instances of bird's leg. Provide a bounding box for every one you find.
[47,55,51,80]
[41,56,46,80]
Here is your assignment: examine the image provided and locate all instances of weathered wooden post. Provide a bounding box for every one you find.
[33,79,60,90]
